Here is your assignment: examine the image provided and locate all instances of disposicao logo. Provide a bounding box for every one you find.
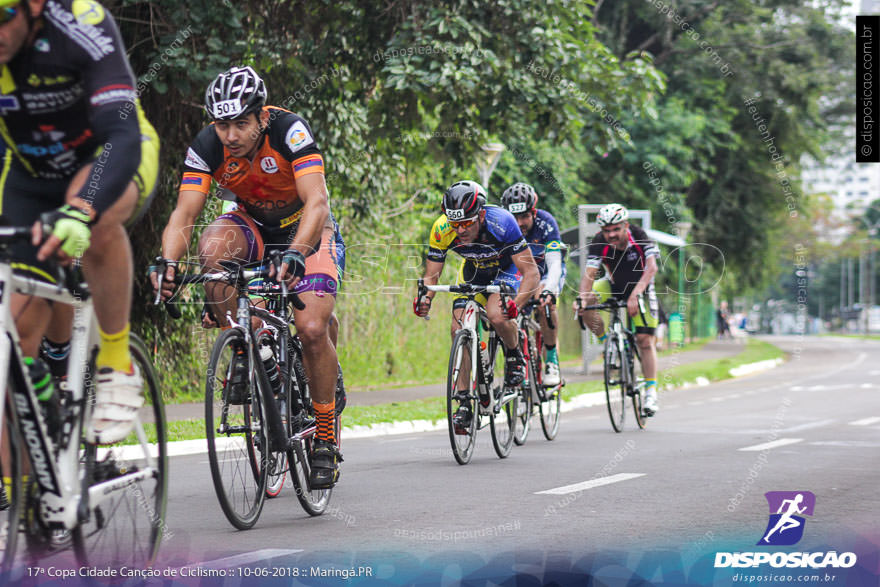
[714,491,857,569]
[759,490,815,546]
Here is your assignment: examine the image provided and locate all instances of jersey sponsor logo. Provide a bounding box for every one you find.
[211,98,244,119]
[22,85,84,113]
[626,250,638,261]
[285,120,314,153]
[0,95,20,114]
[72,0,106,25]
[45,0,115,61]
[34,39,51,52]
[184,147,211,172]
[260,156,279,174]
[27,73,74,87]
[16,128,93,158]
[89,85,135,107]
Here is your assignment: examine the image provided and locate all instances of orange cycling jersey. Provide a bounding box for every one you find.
[178,106,325,229]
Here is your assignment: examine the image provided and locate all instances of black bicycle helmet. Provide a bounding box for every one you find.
[204,66,267,120]
[501,182,538,214]
[442,180,486,221]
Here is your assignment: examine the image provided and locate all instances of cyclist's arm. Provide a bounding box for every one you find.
[511,248,540,309]
[289,173,330,258]
[578,265,600,304]
[543,250,563,296]
[421,259,444,301]
[161,190,208,262]
[630,255,658,298]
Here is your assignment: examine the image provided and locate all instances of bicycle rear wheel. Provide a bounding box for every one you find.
[513,329,534,446]
[287,344,332,516]
[73,334,168,567]
[446,330,478,465]
[604,336,627,433]
[205,329,267,530]
[0,404,22,575]
[489,338,517,458]
[629,342,647,429]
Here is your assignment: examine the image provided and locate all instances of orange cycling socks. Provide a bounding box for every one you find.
[314,400,336,444]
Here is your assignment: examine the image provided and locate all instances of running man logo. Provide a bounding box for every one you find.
[758,491,816,546]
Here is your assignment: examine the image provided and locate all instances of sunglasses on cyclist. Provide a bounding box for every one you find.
[448,217,478,229]
[0,5,19,25]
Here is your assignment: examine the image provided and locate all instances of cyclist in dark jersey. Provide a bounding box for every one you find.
[0,0,159,444]
[500,182,566,387]
[575,203,661,415]
[150,66,342,488]
[414,181,540,431]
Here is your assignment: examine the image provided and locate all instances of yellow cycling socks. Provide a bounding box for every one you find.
[96,323,132,373]
[314,400,336,444]
[645,378,657,388]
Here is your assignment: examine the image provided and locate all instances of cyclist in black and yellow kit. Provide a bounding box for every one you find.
[0,0,159,444]
[151,66,343,489]
[575,204,661,415]
[414,181,540,431]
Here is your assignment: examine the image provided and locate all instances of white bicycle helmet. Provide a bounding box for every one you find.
[596,203,629,227]
[205,66,267,120]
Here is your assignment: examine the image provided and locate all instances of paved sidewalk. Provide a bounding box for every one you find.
[161,339,747,421]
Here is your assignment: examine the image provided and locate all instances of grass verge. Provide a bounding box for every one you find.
[147,338,782,443]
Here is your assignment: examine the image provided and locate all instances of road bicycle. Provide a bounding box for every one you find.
[417,280,519,464]
[0,226,167,575]
[158,252,339,529]
[514,297,563,445]
[577,298,648,432]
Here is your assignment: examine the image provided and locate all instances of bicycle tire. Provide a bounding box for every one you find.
[446,330,478,465]
[73,334,168,567]
[0,405,23,575]
[604,335,627,433]
[205,328,267,530]
[513,328,534,446]
[489,337,517,458]
[629,338,647,429]
[287,340,332,515]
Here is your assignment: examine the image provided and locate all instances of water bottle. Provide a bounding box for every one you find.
[24,357,61,438]
[258,338,283,397]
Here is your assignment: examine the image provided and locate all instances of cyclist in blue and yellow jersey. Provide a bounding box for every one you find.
[0,0,160,444]
[500,182,566,387]
[414,180,540,432]
[150,66,343,489]
[574,203,661,415]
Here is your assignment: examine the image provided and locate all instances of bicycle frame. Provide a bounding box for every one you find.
[0,262,158,531]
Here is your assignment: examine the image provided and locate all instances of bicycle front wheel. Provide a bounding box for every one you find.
[539,385,562,441]
[446,330,478,465]
[513,330,534,446]
[604,336,627,433]
[73,334,168,568]
[205,328,267,530]
[489,338,517,458]
[0,404,23,575]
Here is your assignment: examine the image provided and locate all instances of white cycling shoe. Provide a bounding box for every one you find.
[543,361,561,387]
[89,365,144,445]
[643,388,659,416]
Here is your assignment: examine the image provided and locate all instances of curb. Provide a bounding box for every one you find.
[159,357,784,457]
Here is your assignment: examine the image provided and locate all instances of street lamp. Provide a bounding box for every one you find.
[475,143,505,189]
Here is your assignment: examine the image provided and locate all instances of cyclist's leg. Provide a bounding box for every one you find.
[485,265,525,385]
[290,227,342,487]
[582,278,612,338]
[631,286,660,412]
[197,210,263,324]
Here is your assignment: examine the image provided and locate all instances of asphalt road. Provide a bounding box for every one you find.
[144,335,880,582]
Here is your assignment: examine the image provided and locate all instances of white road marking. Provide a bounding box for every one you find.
[183,549,303,570]
[850,417,880,426]
[535,473,646,495]
[738,438,803,452]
